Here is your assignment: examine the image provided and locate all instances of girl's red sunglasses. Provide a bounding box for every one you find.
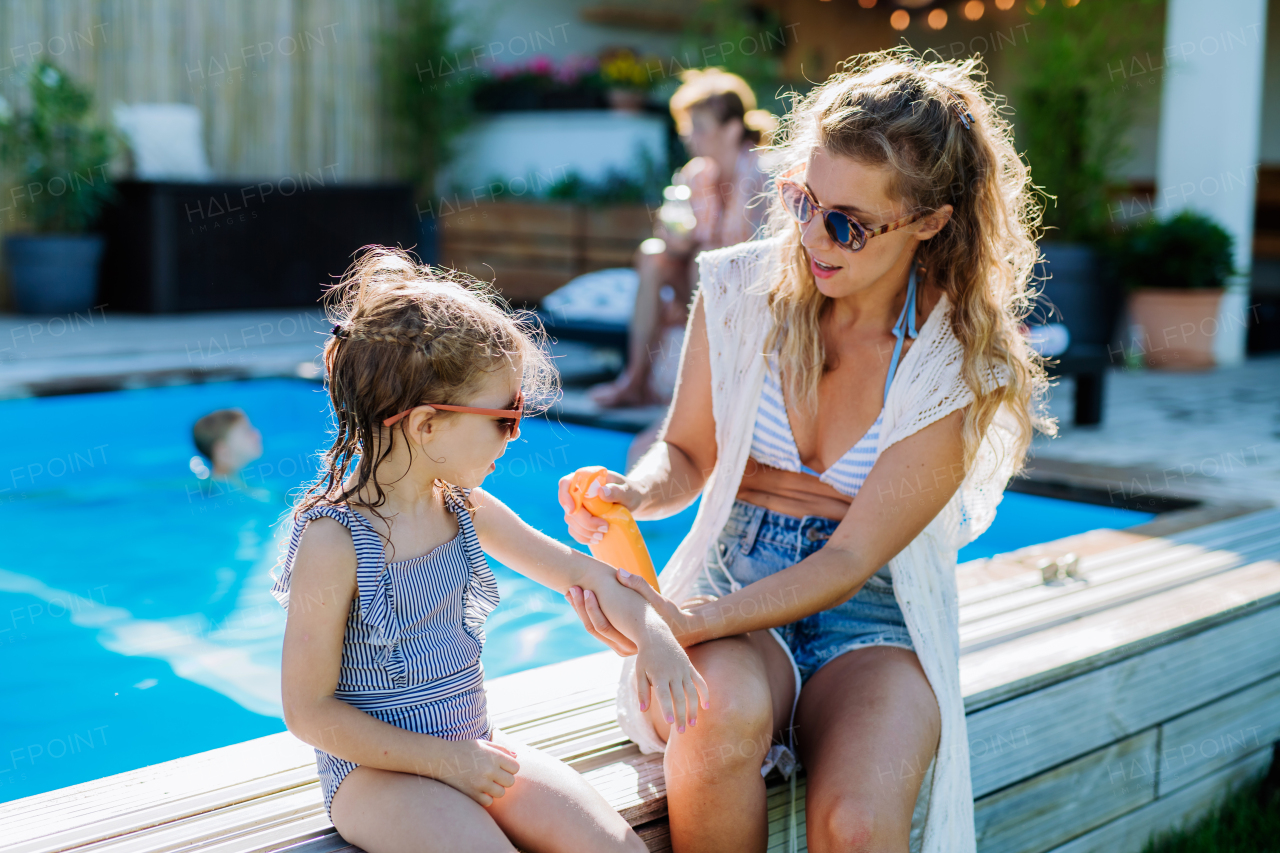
[383,391,524,438]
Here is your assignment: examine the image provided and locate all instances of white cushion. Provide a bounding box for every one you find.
[541,267,639,325]
[113,103,214,181]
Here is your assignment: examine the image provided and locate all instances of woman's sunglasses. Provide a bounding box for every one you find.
[777,166,926,252]
[383,391,524,439]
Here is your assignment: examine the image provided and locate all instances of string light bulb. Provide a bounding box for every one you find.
[890,9,910,29]
[927,8,948,28]
[964,0,985,19]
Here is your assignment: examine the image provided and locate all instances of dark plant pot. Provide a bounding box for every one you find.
[4,233,105,314]
[1032,242,1120,347]
[416,214,439,266]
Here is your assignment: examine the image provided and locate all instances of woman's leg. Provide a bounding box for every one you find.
[589,247,679,408]
[330,730,647,853]
[643,630,797,853]
[794,646,942,853]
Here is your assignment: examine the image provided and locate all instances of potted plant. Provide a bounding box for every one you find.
[380,0,480,264]
[1008,0,1161,348]
[598,49,658,113]
[0,61,116,313]
[472,55,606,113]
[1104,210,1235,370]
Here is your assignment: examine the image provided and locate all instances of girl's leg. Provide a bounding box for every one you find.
[330,732,647,853]
[642,631,797,853]
[483,727,647,853]
[329,764,516,853]
[794,646,942,853]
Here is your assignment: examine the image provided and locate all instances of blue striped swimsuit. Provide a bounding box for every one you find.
[748,265,918,498]
[270,487,500,820]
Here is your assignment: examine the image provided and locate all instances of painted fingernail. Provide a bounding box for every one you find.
[678,725,685,733]
[689,717,697,726]
[640,701,647,711]
[598,524,609,533]
[591,533,603,542]
[666,714,674,723]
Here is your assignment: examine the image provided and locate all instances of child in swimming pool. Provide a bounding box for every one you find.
[270,247,707,853]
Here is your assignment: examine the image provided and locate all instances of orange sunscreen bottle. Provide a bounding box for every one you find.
[568,466,661,592]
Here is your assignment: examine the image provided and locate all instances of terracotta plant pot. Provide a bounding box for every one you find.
[1126,288,1225,370]
[607,88,646,113]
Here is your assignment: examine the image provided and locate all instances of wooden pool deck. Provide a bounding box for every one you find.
[3,505,1278,853]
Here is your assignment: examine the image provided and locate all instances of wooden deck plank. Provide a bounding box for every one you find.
[5,769,319,853]
[961,560,1280,710]
[973,730,1158,853]
[958,516,1280,633]
[0,736,315,848]
[4,515,1277,853]
[958,508,1280,608]
[1047,746,1273,853]
[1157,671,1280,795]
[966,603,1280,797]
[67,786,323,853]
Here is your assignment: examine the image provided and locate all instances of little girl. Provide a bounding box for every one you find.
[270,248,708,853]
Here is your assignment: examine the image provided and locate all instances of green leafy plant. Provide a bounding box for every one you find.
[675,0,788,102]
[0,61,116,233]
[1103,210,1235,291]
[380,0,477,202]
[1009,0,1163,243]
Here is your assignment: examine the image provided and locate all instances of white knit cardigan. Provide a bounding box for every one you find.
[614,235,1022,853]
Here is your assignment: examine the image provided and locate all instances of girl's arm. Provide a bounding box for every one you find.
[280,518,519,806]
[469,489,710,723]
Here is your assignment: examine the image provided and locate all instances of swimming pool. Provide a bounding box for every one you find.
[0,378,1150,801]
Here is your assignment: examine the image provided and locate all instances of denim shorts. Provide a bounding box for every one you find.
[689,499,916,687]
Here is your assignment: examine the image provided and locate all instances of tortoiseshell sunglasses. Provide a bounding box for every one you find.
[777,164,926,252]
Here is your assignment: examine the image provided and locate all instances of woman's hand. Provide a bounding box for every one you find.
[434,738,520,807]
[557,467,642,544]
[566,567,702,655]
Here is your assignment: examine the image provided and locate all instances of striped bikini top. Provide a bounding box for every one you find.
[270,487,500,712]
[748,265,920,499]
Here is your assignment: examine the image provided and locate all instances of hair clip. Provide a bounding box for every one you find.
[331,323,350,339]
[902,55,975,130]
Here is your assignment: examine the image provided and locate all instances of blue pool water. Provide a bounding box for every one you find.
[0,379,1150,801]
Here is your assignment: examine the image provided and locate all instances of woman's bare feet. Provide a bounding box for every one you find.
[587,371,656,408]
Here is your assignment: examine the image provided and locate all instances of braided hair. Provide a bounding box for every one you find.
[294,246,556,538]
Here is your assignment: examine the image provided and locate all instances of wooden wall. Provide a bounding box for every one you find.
[0,0,395,181]
[0,0,401,308]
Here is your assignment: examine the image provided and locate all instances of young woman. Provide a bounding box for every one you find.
[589,67,774,411]
[271,248,707,853]
[560,49,1052,853]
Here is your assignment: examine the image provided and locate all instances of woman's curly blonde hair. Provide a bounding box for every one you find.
[762,47,1055,472]
[294,246,557,533]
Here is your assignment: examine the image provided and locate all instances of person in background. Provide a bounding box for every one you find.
[589,68,775,413]
[190,408,264,494]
